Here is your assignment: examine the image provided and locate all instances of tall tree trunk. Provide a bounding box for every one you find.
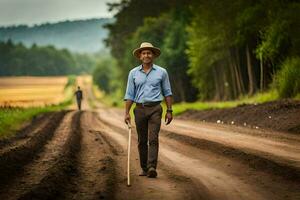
[177,76,186,102]
[213,66,220,101]
[229,59,237,99]
[218,64,225,100]
[235,47,245,95]
[230,47,244,97]
[223,67,230,101]
[214,65,224,100]
[246,44,256,95]
[170,79,179,102]
[233,59,243,95]
[260,53,264,91]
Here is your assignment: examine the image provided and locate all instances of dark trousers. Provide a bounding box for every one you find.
[134,104,162,171]
[76,99,82,110]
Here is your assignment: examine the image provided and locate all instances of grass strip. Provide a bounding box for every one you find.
[0,75,75,139]
[0,100,72,138]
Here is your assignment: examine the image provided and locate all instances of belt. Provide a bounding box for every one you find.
[135,101,161,107]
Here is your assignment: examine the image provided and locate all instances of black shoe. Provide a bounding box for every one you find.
[147,167,157,178]
[139,170,147,176]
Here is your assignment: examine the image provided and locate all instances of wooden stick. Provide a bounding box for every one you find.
[127,123,132,186]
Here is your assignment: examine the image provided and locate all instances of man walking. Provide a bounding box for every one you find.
[124,42,173,178]
[75,86,83,110]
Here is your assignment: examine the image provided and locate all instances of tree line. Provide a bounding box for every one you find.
[103,0,300,102]
[0,40,97,76]
[0,18,111,53]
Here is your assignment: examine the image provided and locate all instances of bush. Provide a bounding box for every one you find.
[65,75,76,89]
[276,57,300,98]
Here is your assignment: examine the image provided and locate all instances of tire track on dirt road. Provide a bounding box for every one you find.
[63,111,117,200]
[0,111,81,200]
[98,107,300,181]
[94,113,202,200]
[164,120,300,166]
[97,108,300,200]
[97,113,265,200]
[161,130,300,181]
[0,111,68,187]
[159,134,300,200]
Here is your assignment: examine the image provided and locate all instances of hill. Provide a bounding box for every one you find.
[0,18,112,53]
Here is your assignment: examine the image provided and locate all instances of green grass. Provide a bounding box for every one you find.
[0,77,75,139]
[172,101,239,115]
[276,57,300,98]
[172,90,280,115]
[64,75,77,89]
[0,99,72,138]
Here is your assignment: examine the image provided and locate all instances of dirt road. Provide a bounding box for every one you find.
[0,77,299,199]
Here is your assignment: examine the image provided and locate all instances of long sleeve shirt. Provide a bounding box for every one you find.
[124,64,172,103]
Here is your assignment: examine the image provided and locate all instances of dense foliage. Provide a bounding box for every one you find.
[0,40,97,76]
[104,0,300,100]
[93,57,119,94]
[276,57,300,98]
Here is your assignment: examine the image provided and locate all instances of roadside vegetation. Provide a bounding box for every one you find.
[0,40,98,76]
[172,90,280,115]
[92,0,299,115]
[0,76,75,138]
[0,101,71,138]
[94,1,299,99]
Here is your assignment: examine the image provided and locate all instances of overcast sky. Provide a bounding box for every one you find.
[0,0,117,26]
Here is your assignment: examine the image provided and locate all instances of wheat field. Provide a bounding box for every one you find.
[0,76,68,107]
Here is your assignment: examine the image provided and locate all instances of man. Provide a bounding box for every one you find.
[124,42,173,178]
[75,86,83,110]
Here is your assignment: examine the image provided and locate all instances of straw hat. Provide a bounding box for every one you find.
[133,42,161,58]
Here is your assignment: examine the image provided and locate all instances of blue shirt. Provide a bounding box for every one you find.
[124,64,172,103]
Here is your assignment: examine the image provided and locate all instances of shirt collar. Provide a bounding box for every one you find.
[138,64,157,71]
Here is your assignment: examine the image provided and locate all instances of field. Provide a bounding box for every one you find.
[0,76,299,199]
[0,76,73,138]
[0,76,68,107]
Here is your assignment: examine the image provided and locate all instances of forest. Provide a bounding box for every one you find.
[102,0,300,102]
[0,40,96,76]
[0,18,111,53]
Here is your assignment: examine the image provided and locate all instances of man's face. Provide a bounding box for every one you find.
[139,49,154,64]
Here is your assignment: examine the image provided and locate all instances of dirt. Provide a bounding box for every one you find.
[97,106,300,200]
[161,130,300,181]
[178,99,300,134]
[0,111,68,187]
[0,77,299,200]
[0,112,53,147]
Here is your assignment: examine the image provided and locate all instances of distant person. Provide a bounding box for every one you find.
[124,42,173,178]
[75,86,83,110]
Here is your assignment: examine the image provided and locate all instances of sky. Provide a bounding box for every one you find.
[0,0,117,27]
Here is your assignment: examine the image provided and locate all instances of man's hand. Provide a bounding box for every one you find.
[124,100,133,125]
[165,112,173,125]
[124,113,131,125]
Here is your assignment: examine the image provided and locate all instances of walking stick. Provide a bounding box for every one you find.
[126,123,132,187]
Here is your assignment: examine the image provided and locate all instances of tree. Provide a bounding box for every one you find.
[0,41,95,76]
[93,57,118,94]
